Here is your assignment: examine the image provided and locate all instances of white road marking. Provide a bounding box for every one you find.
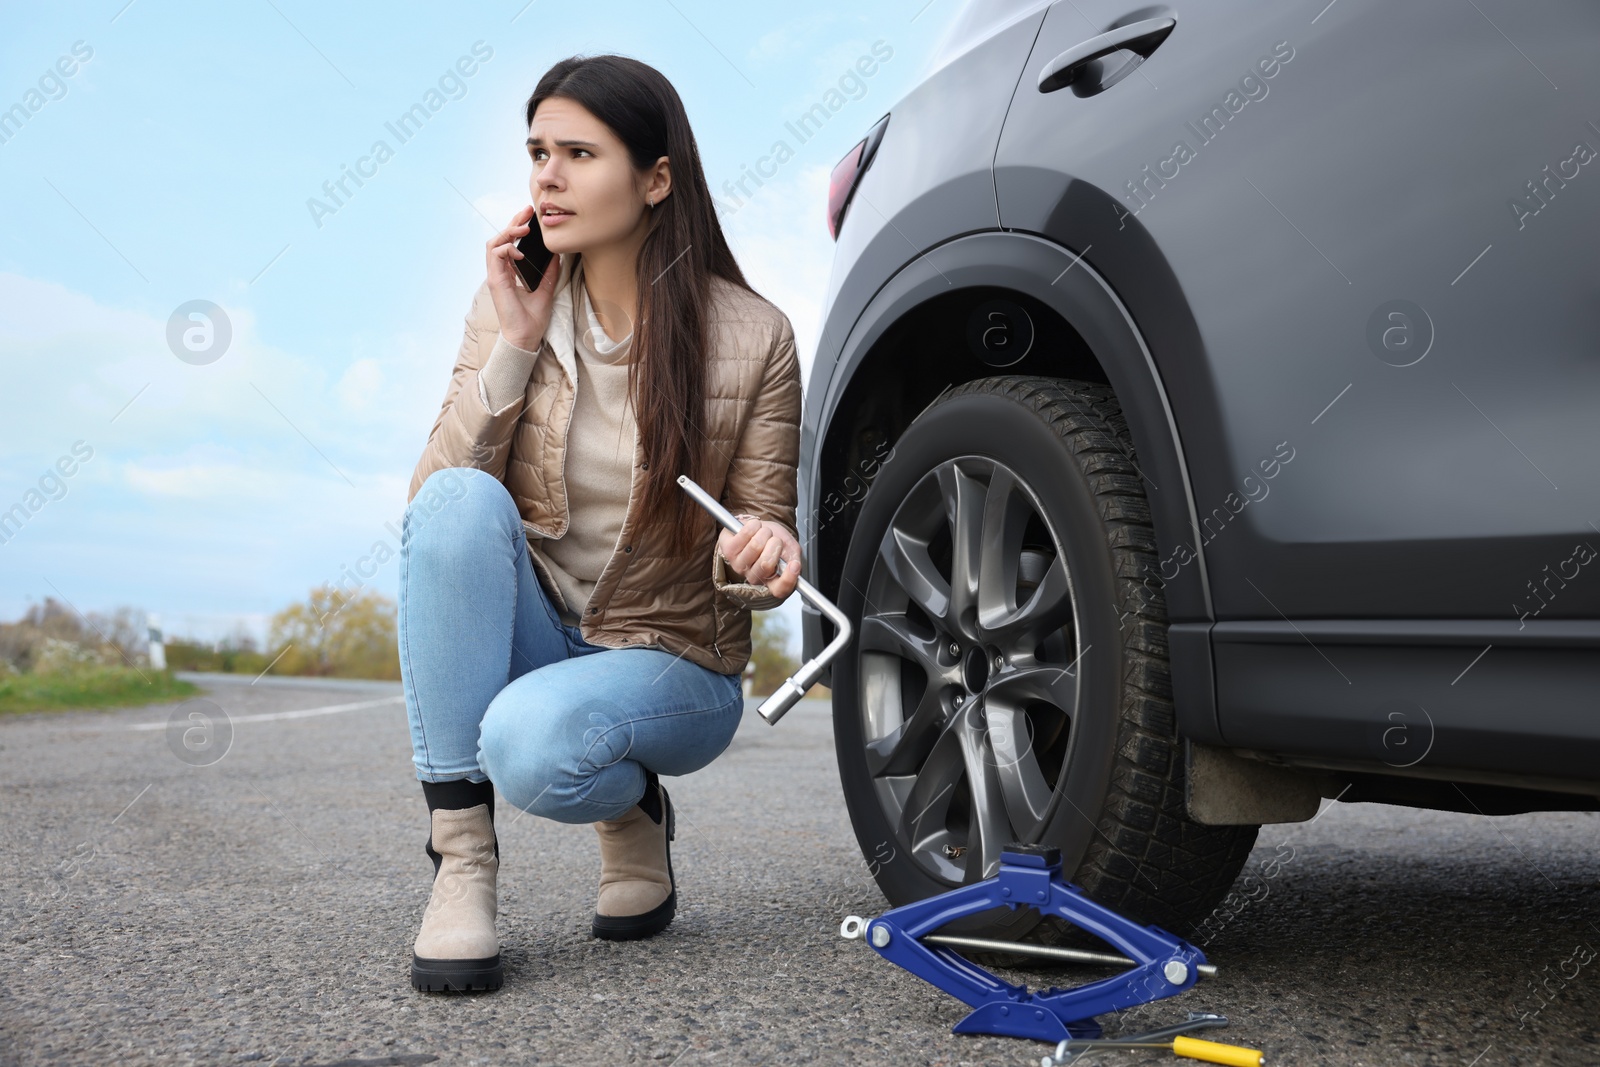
[124,695,403,730]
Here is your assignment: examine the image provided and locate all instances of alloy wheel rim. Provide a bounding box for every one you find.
[858,455,1086,885]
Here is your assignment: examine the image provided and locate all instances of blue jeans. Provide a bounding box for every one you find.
[398,466,746,823]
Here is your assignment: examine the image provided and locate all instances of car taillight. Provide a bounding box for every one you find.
[827,143,864,240]
[827,113,890,240]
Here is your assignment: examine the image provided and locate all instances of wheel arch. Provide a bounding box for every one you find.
[802,229,1224,743]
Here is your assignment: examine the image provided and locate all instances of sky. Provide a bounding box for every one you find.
[0,1,960,659]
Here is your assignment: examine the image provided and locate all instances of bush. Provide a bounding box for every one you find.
[162,638,274,676]
[0,597,147,675]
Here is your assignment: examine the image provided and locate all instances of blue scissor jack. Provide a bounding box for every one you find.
[839,842,1215,1044]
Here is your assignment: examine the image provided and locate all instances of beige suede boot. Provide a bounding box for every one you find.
[591,768,676,940]
[411,801,502,991]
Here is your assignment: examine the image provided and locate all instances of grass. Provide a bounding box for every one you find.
[0,665,202,716]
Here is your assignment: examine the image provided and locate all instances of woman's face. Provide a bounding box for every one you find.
[527,96,661,255]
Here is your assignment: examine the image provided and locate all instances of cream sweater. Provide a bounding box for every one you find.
[477,265,636,627]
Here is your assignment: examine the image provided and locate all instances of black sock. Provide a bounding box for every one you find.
[638,767,663,825]
[421,776,496,821]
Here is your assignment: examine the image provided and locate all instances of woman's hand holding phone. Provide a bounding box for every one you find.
[486,205,560,351]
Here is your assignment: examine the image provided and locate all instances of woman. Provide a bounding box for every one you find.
[398,54,803,993]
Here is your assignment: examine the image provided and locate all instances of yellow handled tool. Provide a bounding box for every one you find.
[1171,1035,1264,1065]
[1050,1032,1263,1066]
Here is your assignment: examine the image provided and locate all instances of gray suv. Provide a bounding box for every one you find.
[798,0,1600,954]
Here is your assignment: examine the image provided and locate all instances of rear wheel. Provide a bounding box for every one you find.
[831,375,1258,963]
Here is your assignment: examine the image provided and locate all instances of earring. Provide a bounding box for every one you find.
[647,196,655,210]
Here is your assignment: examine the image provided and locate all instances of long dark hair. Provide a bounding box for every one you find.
[526,55,756,560]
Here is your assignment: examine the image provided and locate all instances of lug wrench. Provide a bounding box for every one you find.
[1043,1013,1262,1066]
[676,474,854,725]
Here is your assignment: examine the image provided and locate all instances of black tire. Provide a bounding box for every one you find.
[832,375,1258,965]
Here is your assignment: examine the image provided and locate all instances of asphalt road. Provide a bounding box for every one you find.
[2,673,1597,1066]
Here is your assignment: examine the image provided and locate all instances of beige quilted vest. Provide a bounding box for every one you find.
[408,253,801,676]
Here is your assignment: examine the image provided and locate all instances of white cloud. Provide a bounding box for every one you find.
[748,12,853,65]
[123,459,255,500]
[0,271,449,475]
[337,357,384,414]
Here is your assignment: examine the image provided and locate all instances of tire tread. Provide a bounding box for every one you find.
[932,375,1258,965]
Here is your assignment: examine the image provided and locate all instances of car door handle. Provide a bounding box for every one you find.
[1037,16,1176,93]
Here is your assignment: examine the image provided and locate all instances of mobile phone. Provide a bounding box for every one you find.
[513,213,556,292]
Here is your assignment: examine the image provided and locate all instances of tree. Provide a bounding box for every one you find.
[746,610,798,697]
[266,585,399,679]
